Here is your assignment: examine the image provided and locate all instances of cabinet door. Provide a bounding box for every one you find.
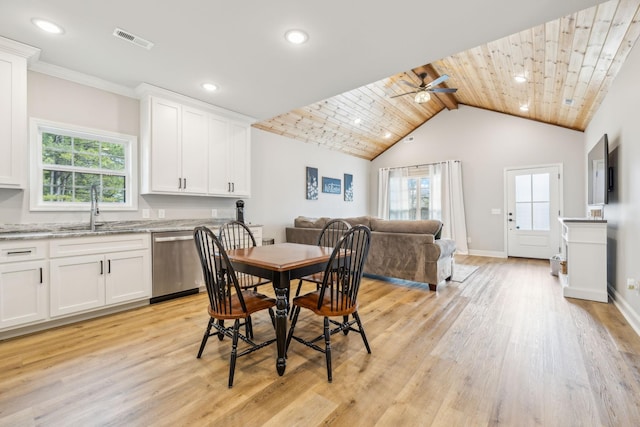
[228,121,251,196]
[181,106,209,194]
[0,261,47,329]
[105,250,151,305]
[208,116,231,195]
[0,51,27,188]
[150,97,182,193]
[50,254,105,317]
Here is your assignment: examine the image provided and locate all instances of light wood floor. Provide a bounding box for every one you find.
[2,255,640,426]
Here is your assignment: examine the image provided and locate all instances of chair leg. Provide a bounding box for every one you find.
[217,319,225,341]
[246,315,254,339]
[342,315,349,335]
[324,316,332,383]
[197,317,214,358]
[228,319,240,388]
[353,311,371,354]
[289,280,304,320]
[286,306,301,356]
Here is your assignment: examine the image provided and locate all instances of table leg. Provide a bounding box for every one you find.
[274,271,289,376]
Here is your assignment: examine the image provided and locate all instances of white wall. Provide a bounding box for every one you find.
[247,128,370,243]
[370,105,585,256]
[584,39,640,334]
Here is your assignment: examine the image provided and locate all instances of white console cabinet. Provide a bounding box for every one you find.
[559,218,607,303]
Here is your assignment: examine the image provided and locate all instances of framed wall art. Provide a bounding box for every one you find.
[322,177,341,194]
[344,173,353,201]
[306,167,318,200]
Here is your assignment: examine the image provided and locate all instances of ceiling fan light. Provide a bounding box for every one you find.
[414,91,431,103]
[514,75,527,83]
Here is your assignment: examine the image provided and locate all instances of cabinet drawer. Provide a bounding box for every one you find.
[0,240,48,263]
[50,234,150,258]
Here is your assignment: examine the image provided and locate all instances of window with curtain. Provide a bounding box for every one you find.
[387,165,440,220]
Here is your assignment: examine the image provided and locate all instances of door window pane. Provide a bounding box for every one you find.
[515,175,532,202]
[532,173,550,201]
[532,202,550,230]
[516,202,532,230]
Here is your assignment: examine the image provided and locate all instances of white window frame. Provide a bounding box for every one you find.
[29,118,138,211]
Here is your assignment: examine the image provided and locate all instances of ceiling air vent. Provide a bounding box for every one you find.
[113,28,154,50]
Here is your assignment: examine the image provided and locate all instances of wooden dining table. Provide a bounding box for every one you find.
[225,242,334,376]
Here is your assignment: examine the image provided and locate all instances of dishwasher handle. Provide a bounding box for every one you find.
[153,235,194,243]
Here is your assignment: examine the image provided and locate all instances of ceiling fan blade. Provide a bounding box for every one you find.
[428,87,458,93]
[425,74,449,88]
[390,91,418,98]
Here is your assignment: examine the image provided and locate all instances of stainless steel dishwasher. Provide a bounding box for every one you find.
[150,230,203,303]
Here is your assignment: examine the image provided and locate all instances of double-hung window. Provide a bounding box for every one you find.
[30,119,138,211]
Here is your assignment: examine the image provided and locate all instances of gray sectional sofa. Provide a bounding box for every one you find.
[285,216,456,291]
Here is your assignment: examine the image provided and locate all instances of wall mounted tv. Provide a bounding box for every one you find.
[587,133,610,205]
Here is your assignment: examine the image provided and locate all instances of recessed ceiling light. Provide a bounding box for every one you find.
[202,83,218,92]
[519,104,529,112]
[32,18,64,34]
[353,118,362,125]
[284,29,309,45]
[384,132,392,139]
[514,75,527,83]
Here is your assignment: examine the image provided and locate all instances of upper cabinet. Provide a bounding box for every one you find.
[208,117,251,197]
[138,84,254,197]
[0,38,39,189]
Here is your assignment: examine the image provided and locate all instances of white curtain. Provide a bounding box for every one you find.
[378,167,408,219]
[437,160,469,254]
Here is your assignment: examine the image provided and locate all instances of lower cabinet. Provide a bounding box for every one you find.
[0,260,48,329]
[49,234,151,318]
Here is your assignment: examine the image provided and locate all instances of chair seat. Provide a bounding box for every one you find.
[293,290,358,317]
[208,291,276,320]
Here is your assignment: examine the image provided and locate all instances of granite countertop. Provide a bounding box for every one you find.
[0,219,240,241]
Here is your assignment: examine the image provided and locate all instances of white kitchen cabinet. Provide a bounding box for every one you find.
[0,39,38,189]
[208,116,251,197]
[49,234,151,317]
[142,97,209,195]
[0,240,48,330]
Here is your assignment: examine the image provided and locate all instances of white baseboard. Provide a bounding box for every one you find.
[609,286,640,338]
[467,249,507,258]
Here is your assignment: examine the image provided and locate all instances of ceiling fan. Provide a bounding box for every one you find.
[391,73,458,103]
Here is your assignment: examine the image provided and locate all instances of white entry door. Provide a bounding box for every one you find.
[506,165,562,259]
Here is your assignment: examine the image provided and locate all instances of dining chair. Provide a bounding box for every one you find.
[285,224,372,382]
[289,219,351,319]
[193,226,276,388]
[218,220,272,291]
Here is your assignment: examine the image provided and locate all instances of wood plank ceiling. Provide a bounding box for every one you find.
[253,0,640,160]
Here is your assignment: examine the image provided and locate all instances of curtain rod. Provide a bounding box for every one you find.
[380,160,461,171]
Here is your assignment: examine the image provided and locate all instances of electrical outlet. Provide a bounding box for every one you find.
[158,209,165,219]
[211,209,217,218]
[627,278,636,291]
[142,209,150,219]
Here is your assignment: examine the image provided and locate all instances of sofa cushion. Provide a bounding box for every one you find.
[339,216,372,228]
[293,216,329,229]
[370,218,442,235]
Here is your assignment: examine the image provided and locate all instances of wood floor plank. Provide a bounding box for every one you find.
[1,255,640,426]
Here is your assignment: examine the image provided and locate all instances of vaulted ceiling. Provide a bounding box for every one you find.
[254,0,640,160]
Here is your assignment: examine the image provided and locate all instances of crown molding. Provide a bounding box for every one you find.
[0,37,41,62]
[28,61,137,99]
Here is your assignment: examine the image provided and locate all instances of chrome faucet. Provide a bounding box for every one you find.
[90,184,100,231]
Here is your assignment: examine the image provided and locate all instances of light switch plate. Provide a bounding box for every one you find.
[491,208,502,215]
[142,209,150,219]
[158,209,165,219]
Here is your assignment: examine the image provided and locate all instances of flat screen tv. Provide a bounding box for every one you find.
[587,133,609,205]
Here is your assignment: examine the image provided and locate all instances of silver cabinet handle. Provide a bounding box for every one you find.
[183,178,186,189]
[7,250,32,255]
[178,178,182,189]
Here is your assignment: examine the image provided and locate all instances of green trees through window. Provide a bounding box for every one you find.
[41,132,127,203]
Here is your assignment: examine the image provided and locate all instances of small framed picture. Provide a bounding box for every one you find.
[306,167,318,200]
[344,174,353,201]
[322,177,341,194]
